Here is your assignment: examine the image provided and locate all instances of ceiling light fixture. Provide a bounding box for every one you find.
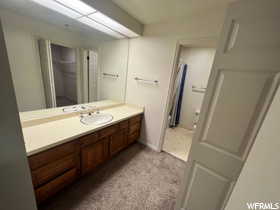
[30,0,140,39]
[55,0,96,16]
[78,17,125,39]
[88,12,139,38]
[31,0,81,19]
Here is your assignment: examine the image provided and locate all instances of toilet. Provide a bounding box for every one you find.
[193,109,200,129]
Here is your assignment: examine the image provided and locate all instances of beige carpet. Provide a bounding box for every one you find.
[39,143,185,210]
[162,127,193,161]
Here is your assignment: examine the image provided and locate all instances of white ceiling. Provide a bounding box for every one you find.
[112,0,235,25]
[0,0,115,41]
[0,0,235,39]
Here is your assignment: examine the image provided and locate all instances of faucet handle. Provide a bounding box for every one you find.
[80,111,91,117]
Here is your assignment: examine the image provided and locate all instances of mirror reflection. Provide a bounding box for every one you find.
[7,34,129,112]
[51,44,78,107]
[1,2,130,116]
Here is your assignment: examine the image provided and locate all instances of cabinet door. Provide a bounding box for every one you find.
[81,138,108,175]
[128,115,142,145]
[110,129,128,156]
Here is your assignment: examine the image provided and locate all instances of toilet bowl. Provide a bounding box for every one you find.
[193,109,200,129]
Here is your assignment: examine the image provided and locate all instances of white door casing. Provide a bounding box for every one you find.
[76,48,88,104]
[177,0,280,210]
[38,39,56,108]
[88,50,98,102]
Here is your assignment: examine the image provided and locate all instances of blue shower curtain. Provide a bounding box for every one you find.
[169,64,187,127]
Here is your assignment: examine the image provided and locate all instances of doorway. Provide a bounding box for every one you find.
[162,45,216,161]
[51,44,77,107]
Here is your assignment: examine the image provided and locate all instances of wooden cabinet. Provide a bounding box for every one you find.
[81,136,109,175]
[110,128,128,156]
[128,115,142,145]
[109,120,128,156]
[31,154,78,188]
[28,141,80,203]
[80,123,128,175]
[28,114,142,204]
[35,168,77,203]
[29,141,79,171]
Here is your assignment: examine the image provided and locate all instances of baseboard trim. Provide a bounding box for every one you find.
[137,139,158,151]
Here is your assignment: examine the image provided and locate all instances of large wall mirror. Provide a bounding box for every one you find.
[38,39,129,110]
[2,9,130,113]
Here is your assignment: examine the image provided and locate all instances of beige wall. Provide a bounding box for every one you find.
[98,39,129,102]
[126,9,226,150]
[126,36,177,149]
[179,47,216,130]
[3,23,46,112]
[0,9,101,112]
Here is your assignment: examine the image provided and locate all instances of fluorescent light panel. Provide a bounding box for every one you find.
[30,0,140,38]
[31,0,81,19]
[78,17,125,39]
[55,0,96,15]
[88,12,139,37]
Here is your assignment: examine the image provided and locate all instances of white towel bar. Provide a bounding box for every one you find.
[134,77,159,84]
[102,73,119,78]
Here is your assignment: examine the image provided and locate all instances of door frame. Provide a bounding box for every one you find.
[157,36,219,152]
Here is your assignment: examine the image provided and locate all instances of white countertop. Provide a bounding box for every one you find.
[23,104,144,156]
[20,100,122,123]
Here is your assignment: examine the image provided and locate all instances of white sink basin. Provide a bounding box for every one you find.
[80,113,113,125]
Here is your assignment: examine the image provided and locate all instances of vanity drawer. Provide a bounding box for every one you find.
[35,168,78,203]
[119,120,129,129]
[128,130,140,144]
[129,122,141,135]
[31,154,78,188]
[79,133,98,147]
[129,115,142,125]
[98,124,118,139]
[29,141,79,170]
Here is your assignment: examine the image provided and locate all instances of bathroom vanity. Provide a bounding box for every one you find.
[21,101,143,203]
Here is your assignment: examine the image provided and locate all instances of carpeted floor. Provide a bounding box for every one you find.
[39,143,185,210]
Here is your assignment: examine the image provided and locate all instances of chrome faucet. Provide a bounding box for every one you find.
[80,110,92,118]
